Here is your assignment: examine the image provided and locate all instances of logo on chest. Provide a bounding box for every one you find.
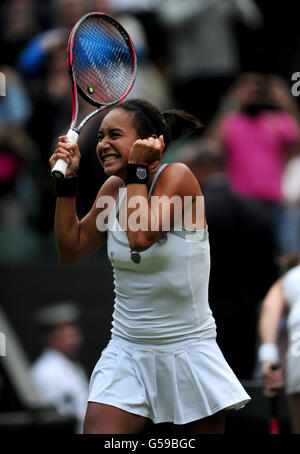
[130,251,141,264]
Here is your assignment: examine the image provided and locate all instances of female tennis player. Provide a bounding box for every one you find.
[258,254,300,434]
[50,99,250,434]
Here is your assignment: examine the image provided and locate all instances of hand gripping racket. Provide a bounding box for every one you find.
[51,12,137,179]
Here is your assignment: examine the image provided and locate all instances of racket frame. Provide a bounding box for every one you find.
[51,12,137,179]
[67,11,137,133]
[268,364,281,434]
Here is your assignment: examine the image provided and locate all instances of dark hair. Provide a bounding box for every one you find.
[109,99,202,149]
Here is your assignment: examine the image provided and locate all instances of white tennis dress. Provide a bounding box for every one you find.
[283,265,300,394]
[88,164,250,424]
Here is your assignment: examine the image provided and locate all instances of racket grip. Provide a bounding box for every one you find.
[51,129,79,179]
[66,129,79,144]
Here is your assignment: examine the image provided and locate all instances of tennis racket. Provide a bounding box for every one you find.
[51,12,137,179]
[268,364,281,434]
[269,394,279,434]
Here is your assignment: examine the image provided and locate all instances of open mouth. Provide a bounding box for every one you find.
[102,154,120,163]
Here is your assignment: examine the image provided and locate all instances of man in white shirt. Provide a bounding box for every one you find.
[31,301,89,433]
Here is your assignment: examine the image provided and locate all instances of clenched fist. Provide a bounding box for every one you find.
[128,135,165,165]
[49,136,81,179]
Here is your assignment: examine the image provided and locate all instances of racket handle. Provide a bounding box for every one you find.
[51,129,79,179]
[66,129,79,144]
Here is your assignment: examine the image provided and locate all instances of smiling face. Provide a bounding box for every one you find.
[96,108,139,180]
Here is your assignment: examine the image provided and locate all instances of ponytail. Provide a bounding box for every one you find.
[109,99,202,150]
[162,110,203,144]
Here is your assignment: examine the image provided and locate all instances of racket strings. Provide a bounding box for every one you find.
[72,17,135,104]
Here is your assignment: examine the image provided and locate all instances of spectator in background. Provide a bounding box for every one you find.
[0,0,41,65]
[31,301,89,433]
[0,129,40,261]
[207,72,300,253]
[20,31,74,235]
[0,66,32,126]
[157,0,263,124]
[0,66,40,260]
[92,0,172,109]
[258,254,300,434]
[17,0,90,95]
[111,0,161,13]
[183,139,278,378]
[281,155,300,254]
[23,30,71,151]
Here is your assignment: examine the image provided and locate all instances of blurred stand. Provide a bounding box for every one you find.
[281,155,300,253]
[0,65,32,126]
[0,129,40,261]
[0,66,41,261]
[0,305,76,433]
[0,0,41,65]
[31,302,89,433]
[207,72,300,253]
[157,0,263,125]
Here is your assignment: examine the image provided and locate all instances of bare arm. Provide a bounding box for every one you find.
[259,278,286,345]
[123,137,204,251]
[50,136,123,264]
[258,278,286,395]
[54,190,103,265]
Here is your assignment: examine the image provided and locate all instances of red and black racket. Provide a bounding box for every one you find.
[51,12,137,179]
[269,394,279,434]
[269,364,281,434]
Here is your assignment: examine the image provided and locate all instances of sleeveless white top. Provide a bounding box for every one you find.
[107,164,216,345]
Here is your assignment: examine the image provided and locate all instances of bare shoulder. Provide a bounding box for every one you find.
[97,176,124,198]
[88,176,124,213]
[153,162,202,196]
[163,162,197,180]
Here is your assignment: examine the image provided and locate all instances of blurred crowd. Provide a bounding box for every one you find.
[1,0,300,432]
[1,0,300,263]
[2,0,300,377]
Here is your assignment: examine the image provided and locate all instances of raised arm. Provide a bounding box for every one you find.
[123,136,205,251]
[50,136,123,264]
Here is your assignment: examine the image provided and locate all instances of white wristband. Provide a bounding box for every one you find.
[258,343,279,363]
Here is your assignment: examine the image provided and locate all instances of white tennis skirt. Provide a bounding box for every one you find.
[88,336,251,425]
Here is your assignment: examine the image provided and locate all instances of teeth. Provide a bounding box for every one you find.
[104,155,119,162]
